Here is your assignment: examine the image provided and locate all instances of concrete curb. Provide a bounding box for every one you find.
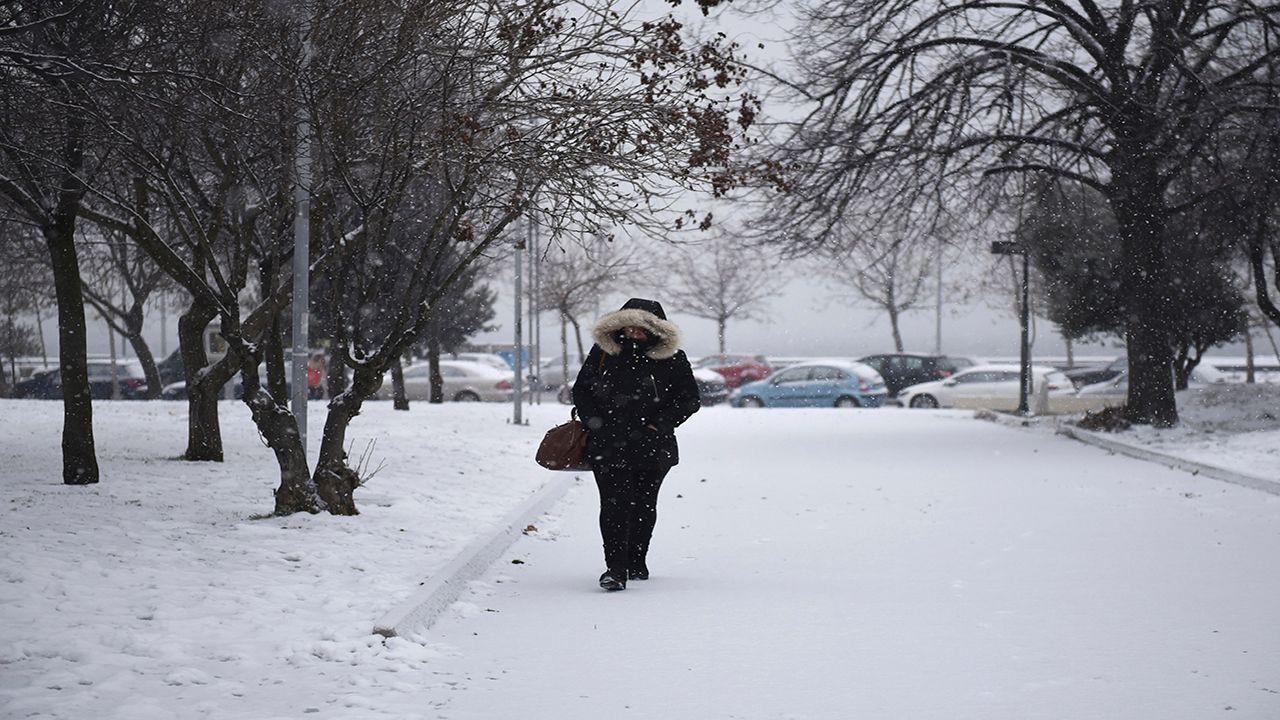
[373,472,580,638]
[1054,424,1280,497]
[975,409,1280,496]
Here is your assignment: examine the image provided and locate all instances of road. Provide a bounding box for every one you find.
[418,408,1280,720]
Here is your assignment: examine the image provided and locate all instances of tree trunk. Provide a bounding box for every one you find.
[1111,163,1178,427]
[560,313,570,394]
[1262,315,1280,364]
[125,330,162,399]
[35,304,48,368]
[888,305,904,352]
[312,364,385,515]
[264,311,289,405]
[1173,344,1192,391]
[45,215,99,485]
[106,309,121,400]
[1244,323,1255,384]
[717,317,727,353]
[428,333,443,403]
[119,296,162,399]
[570,316,585,359]
[1248,240,1280,328]
[391,356,408,410]
[326,343,348,397]
[1064,335,1074,368]
[233,349,322,516]
[179,298,224,461]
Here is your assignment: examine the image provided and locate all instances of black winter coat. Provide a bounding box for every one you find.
[571,299,700,467]
[572,343,700,467]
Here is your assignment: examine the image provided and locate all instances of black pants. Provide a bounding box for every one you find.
[592,462,671,573]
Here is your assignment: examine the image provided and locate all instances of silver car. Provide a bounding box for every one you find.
[381,360,517,402]
[898,364,1074,410]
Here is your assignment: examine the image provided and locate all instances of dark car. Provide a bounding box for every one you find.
[13,360,149,399]
[12,369,59,399]
[692,353,773,389]
[1063,356,1126,388]
[156,349,187,386]
[856,353,978,398]
[692,367,730,405]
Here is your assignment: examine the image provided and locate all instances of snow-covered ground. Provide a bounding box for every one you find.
[2,398,1279,719]
[1097,384,1280,480]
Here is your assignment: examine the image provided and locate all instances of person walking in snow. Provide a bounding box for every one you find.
[572,298,702,592]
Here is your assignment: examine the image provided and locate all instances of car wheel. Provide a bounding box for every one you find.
[740,396,764,408]
[453,390,481,402]
[835,396,860,408]
[909,394,938,409]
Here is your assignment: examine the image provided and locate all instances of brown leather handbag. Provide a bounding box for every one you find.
[536,408,591,471]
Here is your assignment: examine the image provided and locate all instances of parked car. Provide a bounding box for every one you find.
[693,353,773,388]
[897,364,1074,410]
[1063,356,1128,388]
[12,369,58,399]
[730,360,887,408]
[377,359,517,402]
[156,348,187,386]
[693,366,730,405]
[530,356,583,397]
[13,360,149,399]
[537,357,728,406]
[160,364,293,401]
[452,352,513,373]
[856,353,979,398]
[1075,365,1229,398]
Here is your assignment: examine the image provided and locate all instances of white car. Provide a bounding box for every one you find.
[1075,365,1229,397]
[380,360,517,402]
[451,352,513,373]
[898,364,1074,410]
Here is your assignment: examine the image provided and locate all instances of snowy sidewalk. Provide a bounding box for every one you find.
[422,409,1280,720]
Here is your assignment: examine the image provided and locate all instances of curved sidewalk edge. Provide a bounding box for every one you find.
[1054,425,1280,496]
[373,473,580,638]
[974,409,1280,497]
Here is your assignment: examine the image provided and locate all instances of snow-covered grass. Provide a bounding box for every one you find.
[1108,384,1280,479]
[2,397,1278,719]
[0,398,574,720]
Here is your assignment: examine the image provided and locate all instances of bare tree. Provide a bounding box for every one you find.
[0,1,160,483]
[1203,60,1280,337]
[0,240,42,393]
[306,0,762,514]
[535,238,635,379]
[821,221,938,352]
[664,234,781,353]
[0,222,50,390]
[768,0,1280,426]
[76,221,170,399]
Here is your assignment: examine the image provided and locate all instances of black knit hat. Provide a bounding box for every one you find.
[619,297,667,320]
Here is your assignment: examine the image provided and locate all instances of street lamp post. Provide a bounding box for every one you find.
[512,228,526,425]
[991,240,1031,415]
[292,20,314,452]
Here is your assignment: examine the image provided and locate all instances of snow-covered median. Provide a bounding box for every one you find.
[1111,384,1280,480]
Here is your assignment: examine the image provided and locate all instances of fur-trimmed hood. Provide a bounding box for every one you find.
[592,298,681,360]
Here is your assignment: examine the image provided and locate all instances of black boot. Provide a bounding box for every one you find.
[627,561,649,581]
[599,569,626,592]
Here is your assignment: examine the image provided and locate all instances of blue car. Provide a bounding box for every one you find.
[730,360,888,408]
